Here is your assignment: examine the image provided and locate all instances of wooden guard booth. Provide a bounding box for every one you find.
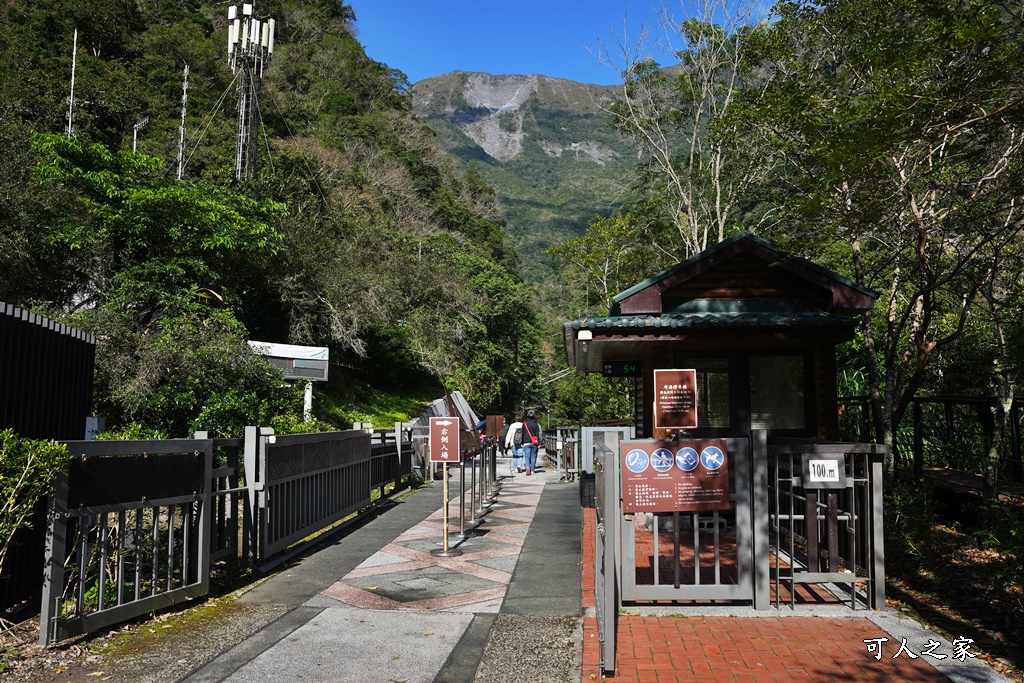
[568,233,887,674]
[563,232,877,440]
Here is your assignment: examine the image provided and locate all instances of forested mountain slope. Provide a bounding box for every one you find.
[0,0,546,432]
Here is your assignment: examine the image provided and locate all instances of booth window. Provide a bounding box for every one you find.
[750,355,806,430]
[692,358,730,428]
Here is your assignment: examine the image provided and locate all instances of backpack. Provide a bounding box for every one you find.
[512,426,523,447]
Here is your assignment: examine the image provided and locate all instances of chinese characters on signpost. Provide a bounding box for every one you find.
[620,440,730,513]
[654,369,698,430]
[429,417,457,462]
[428,416,462,556]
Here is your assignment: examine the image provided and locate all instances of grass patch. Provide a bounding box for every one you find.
[317,376,439,428]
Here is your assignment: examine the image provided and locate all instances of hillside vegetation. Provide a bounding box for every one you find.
[0,0,546,434]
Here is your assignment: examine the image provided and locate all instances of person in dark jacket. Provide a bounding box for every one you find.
[521,409,542,475]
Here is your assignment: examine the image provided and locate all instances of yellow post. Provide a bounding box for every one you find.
[442,462,449,554]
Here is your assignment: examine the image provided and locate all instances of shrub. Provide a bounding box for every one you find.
[0,430,68,575]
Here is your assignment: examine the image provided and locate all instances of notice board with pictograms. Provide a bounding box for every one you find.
[620,439,730,513]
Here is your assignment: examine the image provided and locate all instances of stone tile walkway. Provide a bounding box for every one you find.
[322,465,548,614]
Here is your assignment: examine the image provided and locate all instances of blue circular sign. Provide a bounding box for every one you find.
[700,446,725,470]
[651,448,674,472]
[625,449,650,473]
[676,447,699,471]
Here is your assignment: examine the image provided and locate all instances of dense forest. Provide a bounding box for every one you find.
[550,0,1024,474]
[0,0,548,436]
[1,0,1022,457]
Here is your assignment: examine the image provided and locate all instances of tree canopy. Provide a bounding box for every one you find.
[0,0,543,432]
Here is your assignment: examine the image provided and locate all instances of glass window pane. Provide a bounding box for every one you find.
[750,355,805,430]
[688,358,730,428]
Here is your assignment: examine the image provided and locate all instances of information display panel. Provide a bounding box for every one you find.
[653,369,698,429]
[621,439,730,513]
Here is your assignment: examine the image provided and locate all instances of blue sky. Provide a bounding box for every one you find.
[347,1,658,86]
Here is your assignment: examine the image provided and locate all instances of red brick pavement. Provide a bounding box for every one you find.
[581,508,950,682]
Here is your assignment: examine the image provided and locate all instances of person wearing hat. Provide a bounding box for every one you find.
[521,409,543,475]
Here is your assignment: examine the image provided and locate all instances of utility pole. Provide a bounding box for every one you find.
[66,29,78,137]
[227,4,275,181]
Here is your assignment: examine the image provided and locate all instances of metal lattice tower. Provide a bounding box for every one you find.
[227,4,275,181]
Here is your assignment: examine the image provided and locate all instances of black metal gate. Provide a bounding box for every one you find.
[591,428,887,675]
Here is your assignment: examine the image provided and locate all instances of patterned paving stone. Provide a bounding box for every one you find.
[322,465,550,613]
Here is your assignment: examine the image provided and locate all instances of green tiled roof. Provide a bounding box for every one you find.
[609,231,876,314]
[564,311,858,332]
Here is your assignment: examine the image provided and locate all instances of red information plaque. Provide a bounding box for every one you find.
[620,439,730,513]
[653,369,698,430]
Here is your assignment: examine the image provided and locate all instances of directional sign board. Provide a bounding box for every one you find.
[429,416,459,463]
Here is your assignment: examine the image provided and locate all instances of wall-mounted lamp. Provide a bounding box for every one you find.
[577,329,592,358]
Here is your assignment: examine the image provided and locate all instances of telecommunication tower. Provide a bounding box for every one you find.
[227,4,275,180]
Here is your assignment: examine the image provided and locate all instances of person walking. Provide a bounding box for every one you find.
[504,413,526,474]
[521,409,543,476]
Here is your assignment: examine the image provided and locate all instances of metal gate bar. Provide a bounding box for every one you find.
[593,427,628,676]
[620,437,752,602]
[768,443,887,610]
[40,439,212,646]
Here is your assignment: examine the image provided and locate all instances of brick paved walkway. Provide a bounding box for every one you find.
[581,508,953,682]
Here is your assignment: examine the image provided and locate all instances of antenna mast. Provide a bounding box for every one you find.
[227,4,275,181]
[66,29,78,137]
[177,65,189,180]
[133,117,149,152]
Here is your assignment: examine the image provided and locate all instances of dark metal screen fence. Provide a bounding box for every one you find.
[39,426,414,645]
[40,439,213,646]
[1,302,95,613]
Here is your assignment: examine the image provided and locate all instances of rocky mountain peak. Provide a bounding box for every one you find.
[412,70,636,281]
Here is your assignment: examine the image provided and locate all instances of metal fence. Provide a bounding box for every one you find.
[39,439,213,646]
[840,395,1024,483]
[543,427,580,482]
[39,426,414,645]
[1,302,96,613]
[767,442,887,610]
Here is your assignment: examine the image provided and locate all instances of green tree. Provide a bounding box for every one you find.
[737,0,1024,465]
[548,214,662,318]
[599,0,774,257]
